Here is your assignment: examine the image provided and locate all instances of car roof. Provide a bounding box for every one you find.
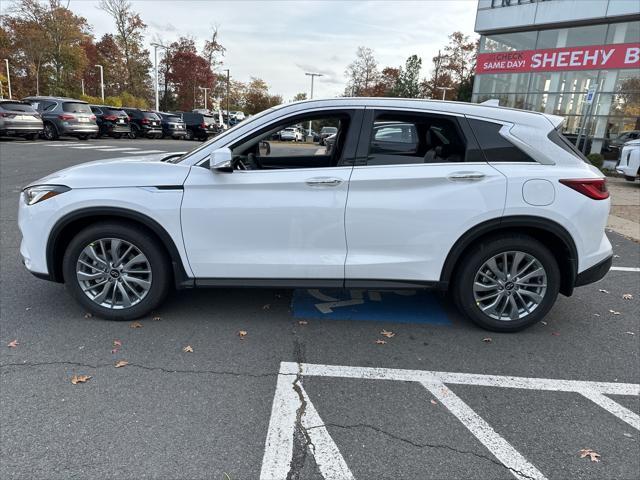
[284,97,563,130]
[23,96,87,103]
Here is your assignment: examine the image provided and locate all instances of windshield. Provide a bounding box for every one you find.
[0,102,36,112]
[62,102,91,113]
[175,105,283,164]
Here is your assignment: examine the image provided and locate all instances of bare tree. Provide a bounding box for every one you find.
[344,46,379,96]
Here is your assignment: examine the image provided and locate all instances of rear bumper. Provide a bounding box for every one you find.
[575,254,612,287]
[0,127,42,135]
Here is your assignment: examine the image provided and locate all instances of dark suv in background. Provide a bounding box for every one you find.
[90,105,131,138]
[181,111,221,141]
[156,111,187,139]
[0,100,43,140]
[22,96,98,140]
[121,108,162,139]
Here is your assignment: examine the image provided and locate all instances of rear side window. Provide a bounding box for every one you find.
[0,102,36,112]
[63,102,91,113]
[547,127,590,163]
[202,115,215,124]
[469,119,535,163]
[90,106,103,114]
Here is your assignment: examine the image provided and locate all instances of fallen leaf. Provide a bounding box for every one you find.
[609,310,621,315]
[579,448,601,462]
[482,337,492,343]
[380,329,395,338]
[552,332,561,336]
[84,313,93,319]
[183,345,193,353]
[113,340,122,347]
[7,339,18,348]
[623,433,633,438]
[114,360,129,368]
[625,331,635,335]
[622,293,633,300]
[541,321,547,326]
[238,330,247,339]
[613,254,620,258]
[375,339,387,345]
[599,289,610,294]
[111,349,119,354]
[71,374,91,385]
[594,313,601,317]
[430,399,437,405]
[130,321,143,328]
[297,320,308,326]
[262,304,271,310]
[25,307,31,311]
[153,316,161,321]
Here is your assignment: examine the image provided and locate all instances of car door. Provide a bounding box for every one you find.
[344,108,507,286]
[180,108,363,283]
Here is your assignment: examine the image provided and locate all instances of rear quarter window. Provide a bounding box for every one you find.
[468,119,535,163]
[547,128,590,163]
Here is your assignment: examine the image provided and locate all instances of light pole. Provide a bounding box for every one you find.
[3,59,11,99]
[95,64,104,101]
[436,86,454,100]
[151,43,169,111]
[223,68,230,126]
[198,86,210,110]
[305,72,323,138]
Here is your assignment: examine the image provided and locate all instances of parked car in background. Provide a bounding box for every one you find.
[22,96,98,140]
[323,132,337,155]
[156,112,187,139]
[280,127,305,142]
[616,139,640,182]
[609,130,640,153]
[181,111,220,141]
[121,108,162,139]
[0,100,43,140]
[319,126,338,145]
[19,98,612,331]
[90,105,130,138]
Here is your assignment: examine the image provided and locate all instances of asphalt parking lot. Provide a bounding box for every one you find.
[1,137,639,480]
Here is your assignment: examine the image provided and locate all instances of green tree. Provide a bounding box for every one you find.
[292,92,307,102]
[394,55,422,98]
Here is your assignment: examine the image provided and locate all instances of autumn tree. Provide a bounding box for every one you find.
[99,0,152,98]
[165,37,216,111]
[368,67,401,97]
[292,92,307,101]
[344,46,379,96]
[243,77,282,114]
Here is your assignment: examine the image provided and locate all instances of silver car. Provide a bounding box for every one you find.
[0,100,43,140]
[22,96,98,140]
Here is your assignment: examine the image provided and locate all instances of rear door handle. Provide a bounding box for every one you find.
[305,177,343,187]
[448,171,486,181]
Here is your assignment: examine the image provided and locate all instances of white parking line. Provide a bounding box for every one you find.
[126,150,167,154]
[69,145,116,149]
[48,143,85,147]
[611,266,640,272]
[262,362,640,480]
[93,147,139,152]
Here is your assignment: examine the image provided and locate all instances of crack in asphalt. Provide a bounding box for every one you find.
[307,422,538,480]
[0,361,289,378]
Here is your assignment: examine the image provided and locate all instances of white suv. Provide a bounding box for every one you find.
[18,98,612,331]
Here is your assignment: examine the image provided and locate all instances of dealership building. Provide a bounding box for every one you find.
[472,0,639,155]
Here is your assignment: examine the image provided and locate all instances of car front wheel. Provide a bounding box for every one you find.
[62,222,171,320]
[43,123,58,140]
[453,235,560,332]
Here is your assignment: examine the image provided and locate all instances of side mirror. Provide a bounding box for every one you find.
[210,147,233,173]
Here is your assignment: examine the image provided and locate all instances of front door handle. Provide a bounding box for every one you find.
[305,177,343,187]
[448,171,486,181]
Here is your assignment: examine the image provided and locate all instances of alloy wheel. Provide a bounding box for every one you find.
[473,251,547,321]
[75,238,152,309]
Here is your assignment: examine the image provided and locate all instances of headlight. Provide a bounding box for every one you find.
[22,185,70,206]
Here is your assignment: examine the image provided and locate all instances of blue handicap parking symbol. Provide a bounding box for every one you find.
[291,289,451,325]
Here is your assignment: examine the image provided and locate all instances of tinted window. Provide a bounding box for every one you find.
[547,127,589,163]
[0,102,36,112]
[142,111,160,120]
[103,107,125,115]
[468,119,535,163]
[164,115,182,122]
[62,102,91,113]
[367,113,467,165]
[90,106,103,114]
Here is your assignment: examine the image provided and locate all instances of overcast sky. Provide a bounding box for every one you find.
[67,0,477,100]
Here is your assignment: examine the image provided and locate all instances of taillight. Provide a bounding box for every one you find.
[559,178,609,200]
[58,114,74,120]
[104,114,118,121]
[90,114,96,121]
[141,118,150,124]
[200,122,207,128]
[0,112,16,118]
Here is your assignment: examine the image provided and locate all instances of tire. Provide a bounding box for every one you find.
[185,129,194,141]
[78,135,89,141]
[452,234,560,332]
[624,175,637,182]
[130,125,139,139]
[62,222,171,321]
[43,122,58,140]
[113,133,122,139]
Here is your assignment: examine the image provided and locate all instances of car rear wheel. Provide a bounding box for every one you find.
[453,234,560,332]
[185,129,194,140]
[62,222,171,321]
[130,125,139,139]
[43,123,58,140]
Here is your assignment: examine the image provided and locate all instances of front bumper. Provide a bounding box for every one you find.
[575,254,612,287]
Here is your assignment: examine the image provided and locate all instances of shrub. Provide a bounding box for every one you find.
[587,153,604,169]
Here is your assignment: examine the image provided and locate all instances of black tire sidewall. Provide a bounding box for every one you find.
[454,235,560,332]
[62,222,171,321]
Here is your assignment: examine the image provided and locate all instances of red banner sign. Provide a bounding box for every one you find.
[476,42,640,74]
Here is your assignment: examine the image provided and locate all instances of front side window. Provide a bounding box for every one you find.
[367,112,467,165]
[230,112,352,170]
